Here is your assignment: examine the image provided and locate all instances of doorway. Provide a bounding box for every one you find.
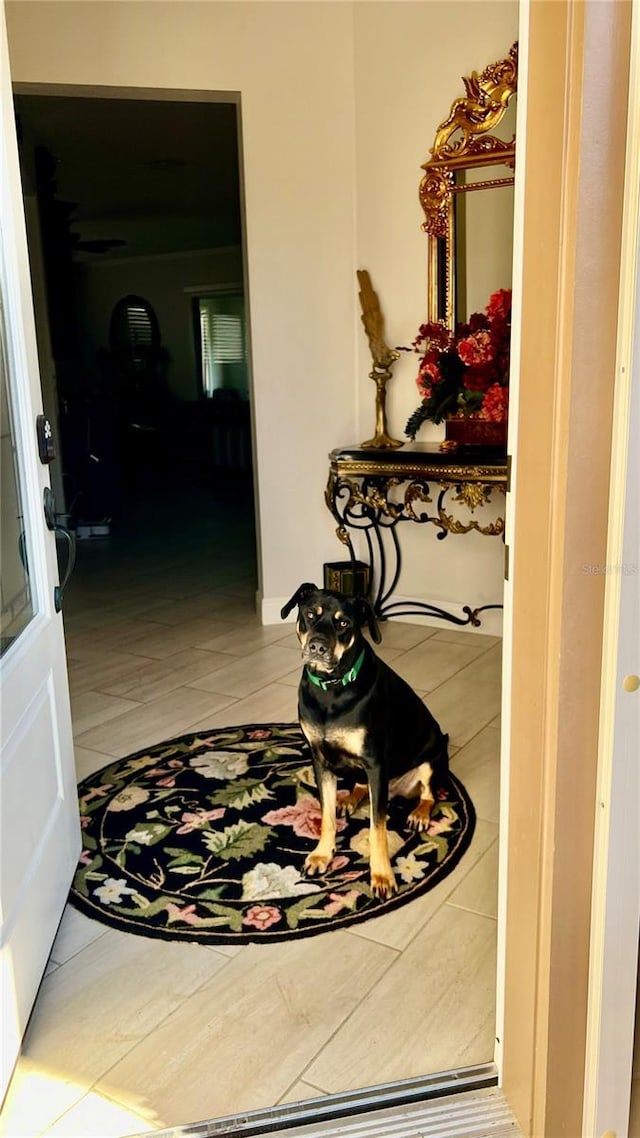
[14,87,256,582]
[5,84,501,1136]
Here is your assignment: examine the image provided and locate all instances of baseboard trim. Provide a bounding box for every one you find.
[261,594,294,626]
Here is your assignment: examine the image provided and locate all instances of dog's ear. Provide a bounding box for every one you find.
[280,583,318,621]
[353,596,381,643]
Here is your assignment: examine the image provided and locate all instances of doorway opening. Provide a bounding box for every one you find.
[8,84,501,1138]
[14,87,257,594]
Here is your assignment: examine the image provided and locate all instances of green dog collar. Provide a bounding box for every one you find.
[306,648,366,692]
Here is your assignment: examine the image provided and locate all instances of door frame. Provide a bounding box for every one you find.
[582,3,640,1128]
[12,79,262,595]
[502,1,636,1135]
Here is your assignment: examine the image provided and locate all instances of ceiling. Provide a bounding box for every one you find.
[14,93,242,260]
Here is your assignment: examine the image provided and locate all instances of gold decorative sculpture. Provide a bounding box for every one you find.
[357,269,403,449]
[430,42,518,162]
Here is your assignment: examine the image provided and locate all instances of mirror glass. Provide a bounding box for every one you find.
[454,175,514,322]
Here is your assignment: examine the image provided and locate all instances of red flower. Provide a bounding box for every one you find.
[457,330,494,368]
[462,365,494,393]
[405,287,512,438]
[479,382,509,422]
[413,321,451,352]
[486,288,512,322]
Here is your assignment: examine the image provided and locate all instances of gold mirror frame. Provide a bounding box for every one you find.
[419,42,518,330]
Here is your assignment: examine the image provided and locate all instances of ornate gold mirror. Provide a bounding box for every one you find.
[419,43,518,329]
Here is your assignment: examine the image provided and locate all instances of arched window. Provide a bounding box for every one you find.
[109,295,160,370]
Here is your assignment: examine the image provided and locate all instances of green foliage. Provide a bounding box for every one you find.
[210,777,273,810]
[201,819,273,862]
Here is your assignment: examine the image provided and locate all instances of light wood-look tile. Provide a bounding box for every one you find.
[389,637,493,693]
[74,744,117,781]
[65,594,177,628]
[305,905,497,1093]
[68,649,147,696]
[278,1079,326,1106]
[74,686,236,756]
[70,691,142,738]
[95,933,396,1128]
[351,820,498,951]
[376,622,437,651]
[112,616,247,660]
[367,643,405,665]
[195,623,294,657]
[451,726,501,824]
[49,905,108,966]
[454,641,503,684]
[69,647,225,702]
[62,618,167,661]
[140,591,248,627]
[1,933,228,1136]
[198,598,260,622]
[431,629,500,649]
[99,647,232,702]
[186,644,302,698]
[422,676,502,750]
[0,1060,93,1138]
[187,681,298,731]
[43,1091,151,1137]
[447,839,499,919]
[277,667,305,689]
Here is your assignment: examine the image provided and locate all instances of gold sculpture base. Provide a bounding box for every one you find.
[360,367,404,450]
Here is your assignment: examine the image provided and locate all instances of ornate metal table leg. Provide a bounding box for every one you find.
[324,464,505,627]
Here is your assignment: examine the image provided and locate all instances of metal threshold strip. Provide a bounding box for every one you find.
[129,1063,521,1138]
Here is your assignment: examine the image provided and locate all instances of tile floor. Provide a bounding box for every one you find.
[0,481,503,1137]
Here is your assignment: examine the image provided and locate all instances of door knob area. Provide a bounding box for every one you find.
[43,486,76,612]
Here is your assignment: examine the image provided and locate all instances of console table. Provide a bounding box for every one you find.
[325,443,509,627]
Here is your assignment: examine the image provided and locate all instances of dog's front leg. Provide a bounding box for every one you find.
[305,760,338,877]
[367,767,397,899]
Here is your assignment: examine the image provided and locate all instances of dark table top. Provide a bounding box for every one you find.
[329,443,509,479]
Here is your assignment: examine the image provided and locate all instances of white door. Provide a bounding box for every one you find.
[0,4,80,1105]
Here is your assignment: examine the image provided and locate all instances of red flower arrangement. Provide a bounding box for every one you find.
[404,288,511,440]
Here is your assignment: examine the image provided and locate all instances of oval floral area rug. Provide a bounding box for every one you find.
[70,723,476,944]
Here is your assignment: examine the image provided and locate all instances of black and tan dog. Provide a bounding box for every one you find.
[281,583,450,899]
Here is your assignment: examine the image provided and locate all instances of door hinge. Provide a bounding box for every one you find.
[504,543,510,581]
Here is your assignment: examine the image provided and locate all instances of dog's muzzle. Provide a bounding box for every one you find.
[303,636,337,673]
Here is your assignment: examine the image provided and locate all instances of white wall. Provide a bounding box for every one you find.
[7,0,518,629]
[352,2,517,628]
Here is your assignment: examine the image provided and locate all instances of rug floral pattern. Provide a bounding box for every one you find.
[70,723,475,944]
